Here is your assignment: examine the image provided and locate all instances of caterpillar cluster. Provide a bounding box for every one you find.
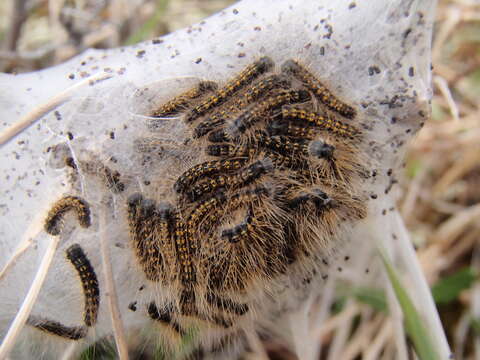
[129,57,368,354]
[38,57,369,358]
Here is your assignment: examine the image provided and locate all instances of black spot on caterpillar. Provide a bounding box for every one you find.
[281,59,357,119]
[44,196,91,236]
[185,57,274,122]
[66,244,100,327]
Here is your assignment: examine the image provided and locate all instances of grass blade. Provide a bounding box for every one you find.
[378,249,440,360]
[124,0,170,45]
[432,267,477,305]
[471,317,480,336]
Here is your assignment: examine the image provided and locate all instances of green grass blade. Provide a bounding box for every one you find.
[471,317,480,336]
[125,0,170,45]
[379,249,440,360]
[351,265,476,313]
[431,267,477,305]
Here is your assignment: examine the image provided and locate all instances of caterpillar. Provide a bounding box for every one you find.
[44,196,91,236]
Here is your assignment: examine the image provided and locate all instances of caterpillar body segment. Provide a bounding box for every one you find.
[281,106,360,139]
[153,81,218,117]
[281,59,356,119]
[174,158,248,194]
